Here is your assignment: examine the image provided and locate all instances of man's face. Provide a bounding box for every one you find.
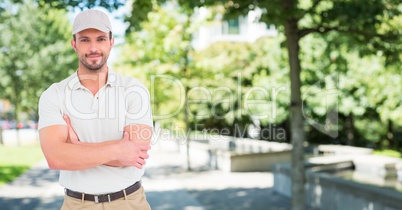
[71,28,114,71]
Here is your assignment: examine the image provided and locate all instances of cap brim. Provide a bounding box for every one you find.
[72,23,111,34]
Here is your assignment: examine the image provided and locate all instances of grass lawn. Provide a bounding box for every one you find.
[373,149,402,158]
[0,145,44,186]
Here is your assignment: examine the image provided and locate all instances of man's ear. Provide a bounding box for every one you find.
[110,37,115,48]
[71,40,77,52]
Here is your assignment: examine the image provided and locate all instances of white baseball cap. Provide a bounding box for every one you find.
[72,9,112,35]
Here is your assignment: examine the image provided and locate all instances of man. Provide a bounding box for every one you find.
[38,9,153,209]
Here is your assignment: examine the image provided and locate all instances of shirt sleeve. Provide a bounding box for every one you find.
[124,82,153,128]
[38,84,67,130]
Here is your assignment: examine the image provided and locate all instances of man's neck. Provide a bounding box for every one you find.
[77,66,108,95]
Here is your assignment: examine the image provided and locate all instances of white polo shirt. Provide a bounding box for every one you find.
[38,68,153,194]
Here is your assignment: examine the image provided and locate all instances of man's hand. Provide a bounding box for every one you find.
[63,114,81,145]
[116,132,151,169]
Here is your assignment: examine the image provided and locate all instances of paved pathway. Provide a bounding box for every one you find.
[0,141,291,210]
[0,160,64,210]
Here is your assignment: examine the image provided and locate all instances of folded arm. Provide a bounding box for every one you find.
[39,123,150,171]
[61,115,152,168]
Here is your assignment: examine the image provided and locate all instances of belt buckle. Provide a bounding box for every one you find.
[94,194,111,203]
[94,195,99,204]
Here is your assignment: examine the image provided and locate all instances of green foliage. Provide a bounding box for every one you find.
[299,31,398,146]
[36,0,124,10]
[249,36,290,125]
[193,35,291,133]
[117,0,402,146]
[1,0,124,13]
[125,0,166,33]
[192,41,254,133]
[0,0,76,120]
[116,3,194,124]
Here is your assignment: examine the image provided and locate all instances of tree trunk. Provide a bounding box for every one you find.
[284,16,306,210]
[346,114,355,146]
[182,17,192,171]
[0,128,3,145]
[13,91,21,147]
[184,85,192,171]
[387,120,394,149]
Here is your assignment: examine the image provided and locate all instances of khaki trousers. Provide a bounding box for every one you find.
[60,186,151,210]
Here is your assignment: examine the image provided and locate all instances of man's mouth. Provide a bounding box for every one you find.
[86,53,102,58]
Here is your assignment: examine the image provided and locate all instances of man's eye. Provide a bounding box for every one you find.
[98,38,107,41]
[80,39,89,42]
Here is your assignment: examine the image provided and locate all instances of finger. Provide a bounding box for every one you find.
[137,158,146,165]
[63,114,71,125]
[122,131,129,141]
[139,144,151,151]
[68,128,79,144]
[63,115,75,134]
[134,162,143,169]
[140,152,149,159]
[68,126,75,136]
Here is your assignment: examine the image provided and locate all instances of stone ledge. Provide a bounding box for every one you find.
[317,145,373,155]
[187,136,292,172]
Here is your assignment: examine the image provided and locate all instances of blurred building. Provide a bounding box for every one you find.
[192,7,278,51]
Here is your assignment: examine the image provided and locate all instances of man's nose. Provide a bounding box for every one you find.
[88,41,99,51]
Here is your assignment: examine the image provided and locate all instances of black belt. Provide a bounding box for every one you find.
[65,181,141,203]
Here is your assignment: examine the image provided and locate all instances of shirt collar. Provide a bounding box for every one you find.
[67,68,117,90]
[106,68,117,87]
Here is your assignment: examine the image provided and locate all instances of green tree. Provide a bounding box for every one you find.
[193,36,290,139]
[179,2,402,209]
[299,31,402,150]
[0,1,76,128]
[248,35,290,139]
[117,3,194,124]
[1,0,124,11]
[193,41,254,136]
[117,2,207,170]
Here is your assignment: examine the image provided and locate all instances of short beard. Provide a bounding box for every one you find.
[80,53,107,71]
